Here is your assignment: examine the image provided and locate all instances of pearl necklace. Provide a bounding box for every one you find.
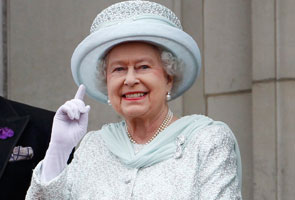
[126,109,173,144]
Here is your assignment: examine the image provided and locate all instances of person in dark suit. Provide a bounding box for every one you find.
[0,96,55,200]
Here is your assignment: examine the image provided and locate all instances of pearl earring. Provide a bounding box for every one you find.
[166,92,171,101]
[107,98,111,106]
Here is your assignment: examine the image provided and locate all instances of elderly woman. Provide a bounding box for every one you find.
[26,1,242,199]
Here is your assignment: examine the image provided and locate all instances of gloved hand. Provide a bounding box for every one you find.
[50,84,90,150]
[41,85,91,183]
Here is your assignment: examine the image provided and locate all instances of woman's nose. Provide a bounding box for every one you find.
[124,68,139,86]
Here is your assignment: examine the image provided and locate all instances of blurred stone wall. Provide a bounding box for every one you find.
[252,0,295,199]
[1,0,295,199]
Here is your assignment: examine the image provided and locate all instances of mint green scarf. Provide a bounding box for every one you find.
[100,114,242,187]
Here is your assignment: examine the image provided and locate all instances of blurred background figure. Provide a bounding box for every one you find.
[0,97,54,199]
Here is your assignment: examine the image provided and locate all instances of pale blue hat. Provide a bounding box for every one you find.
[71,0,201,104]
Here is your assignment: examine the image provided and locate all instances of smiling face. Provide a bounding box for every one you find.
[106,42,173,120]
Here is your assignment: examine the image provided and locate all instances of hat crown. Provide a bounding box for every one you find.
[90,0,182,33]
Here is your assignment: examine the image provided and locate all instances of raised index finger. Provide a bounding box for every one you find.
[74,85,86,100]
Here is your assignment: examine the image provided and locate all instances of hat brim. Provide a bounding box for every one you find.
[71,21,201,104]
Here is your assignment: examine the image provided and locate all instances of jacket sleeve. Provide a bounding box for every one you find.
[25,131,95,200]
[196,124,242,200]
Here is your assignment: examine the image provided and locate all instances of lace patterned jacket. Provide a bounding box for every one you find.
[25,123,242,200]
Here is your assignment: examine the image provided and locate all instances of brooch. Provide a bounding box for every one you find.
[174,135,186,159]
[0,127,14,140]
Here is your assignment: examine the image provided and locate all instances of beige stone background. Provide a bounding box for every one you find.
[0,0,294,199]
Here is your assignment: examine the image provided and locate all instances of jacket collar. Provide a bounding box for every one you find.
[0,97,30,179]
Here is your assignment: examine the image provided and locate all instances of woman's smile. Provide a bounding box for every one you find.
[122,91,148,101]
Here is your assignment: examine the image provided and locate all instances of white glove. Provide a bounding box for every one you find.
[41,85,91,183]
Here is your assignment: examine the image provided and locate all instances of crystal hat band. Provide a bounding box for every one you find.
[71,0,201,104]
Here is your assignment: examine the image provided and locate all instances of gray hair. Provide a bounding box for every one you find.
[96,49,182,95]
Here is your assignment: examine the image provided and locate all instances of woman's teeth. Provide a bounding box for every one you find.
[125,93,145,98]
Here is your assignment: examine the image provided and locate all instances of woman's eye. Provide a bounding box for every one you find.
[113,67,125,72]
[140,65,150,69]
